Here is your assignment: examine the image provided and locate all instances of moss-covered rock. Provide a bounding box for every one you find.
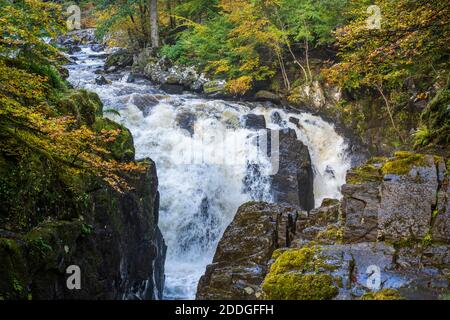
[57,89,103,126]
[262,246,339,300]
[93,118,135,162]
[268,247,336,275]
[381,151,428,175]
[360,289,406,300]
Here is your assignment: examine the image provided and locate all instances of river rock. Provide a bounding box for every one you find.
[104,49,134,72]
[141,56,208,92]
[270,129,315,211]
[67,45,82,55]
[242,114,266,130]
[196,202,300,300]
[433,183,450,241]
[0,91,167,300]
[254,91,281,104]
[342,154,447,242]
[160,84,184,94]
[57,29,97,46]
[270,111,286,127]
[95,75,111,86]
[90,44,105,52]
[124,94,160,117]
[176,111,197,136]
[378,157,438,241]
[342,182,380,243]
[203,80,229,98]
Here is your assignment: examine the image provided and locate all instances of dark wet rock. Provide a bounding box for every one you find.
[104,49,134,72]
[160,84,184,94]
[57,29,97,46]
[95,76,111,86]
[254,91,281,104]
[341,182,380,243]
[294,199,341,243]
[123,94,160,117]
[242,114,266,130]
[126,73,136,83]
[270,129,315,211]
[176,111,197,135]
[270,111,285,126]
[57,67,70,80]
[89,53,109,60]
[67,46,82,55]
[196,202,300,300]
[90,44,105,52]
[0,161,166,300]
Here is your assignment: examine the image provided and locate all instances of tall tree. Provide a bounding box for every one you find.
[150,0,159,47]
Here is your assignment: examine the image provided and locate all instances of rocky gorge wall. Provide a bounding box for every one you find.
[197,152,450,300]
[0,87,166,300]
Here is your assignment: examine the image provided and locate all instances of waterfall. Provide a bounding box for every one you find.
[67,46,351,300]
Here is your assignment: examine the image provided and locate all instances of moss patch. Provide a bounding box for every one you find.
[346,163,384,185]
[263,273,338,300]
[316,226,344,243]
[381,151,428,175]
[262,246,339,300]
[360,289,406,300]
[268,247,336,275]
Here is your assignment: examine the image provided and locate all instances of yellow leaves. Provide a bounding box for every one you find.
[209,59,231,75]
[226,76,253,95]
[0,0,65,64]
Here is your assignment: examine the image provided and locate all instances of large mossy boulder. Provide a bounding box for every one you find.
[262,246,339,300]
[93,118,135,162]
[104,49,134,73]
[57,89,103,126]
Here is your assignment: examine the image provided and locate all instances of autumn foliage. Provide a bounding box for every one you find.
[0,0,145,192]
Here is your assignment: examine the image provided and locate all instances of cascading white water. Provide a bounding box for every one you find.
[67,46,351,300]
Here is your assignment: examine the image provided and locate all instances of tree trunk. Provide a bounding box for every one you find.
[150,0,159,48]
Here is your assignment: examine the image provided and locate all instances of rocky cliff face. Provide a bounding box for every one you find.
[197,152,449,300]
[196,202,298,300]
[0,90,166,300]
[270,128,315,211]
